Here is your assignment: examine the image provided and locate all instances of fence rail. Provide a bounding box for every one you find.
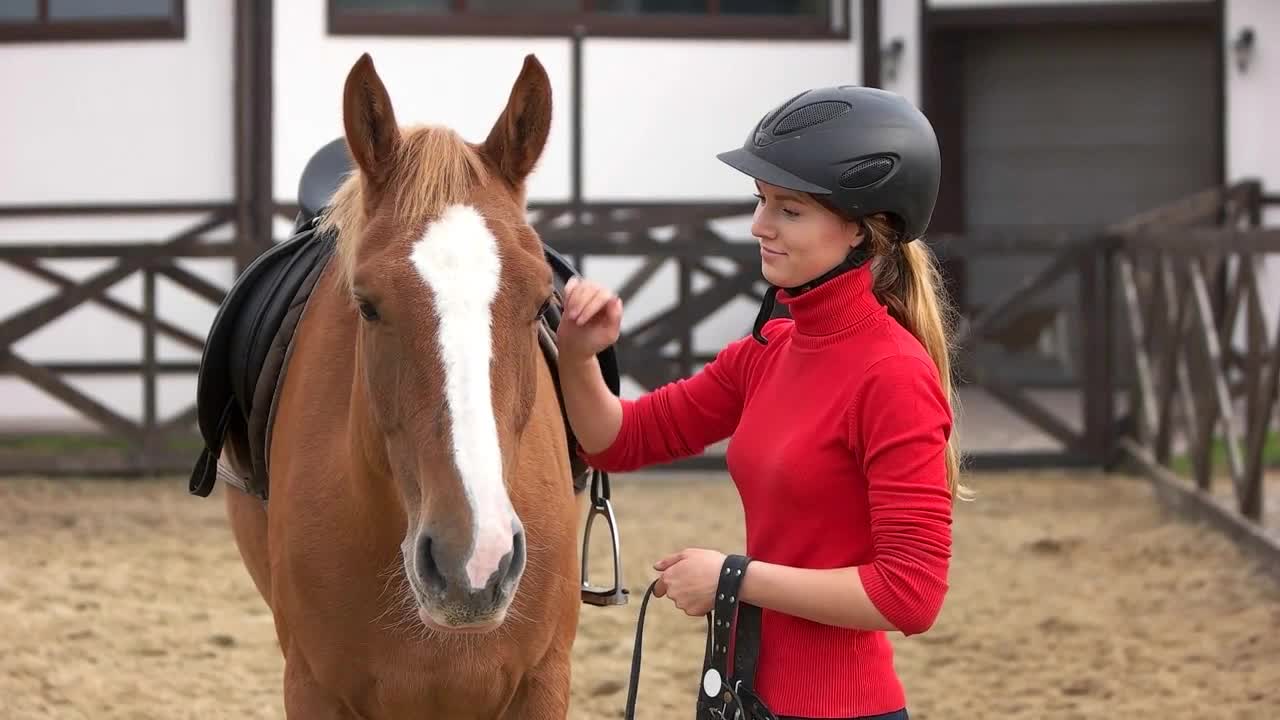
[1,184,1277,508]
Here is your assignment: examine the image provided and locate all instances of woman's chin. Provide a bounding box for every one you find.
[761,265,792,288]
[757,267,788,286]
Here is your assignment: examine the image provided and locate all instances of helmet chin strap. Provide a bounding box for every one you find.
[750,242,873,345]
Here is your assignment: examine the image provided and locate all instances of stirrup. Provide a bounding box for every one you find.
[581,469,629,607]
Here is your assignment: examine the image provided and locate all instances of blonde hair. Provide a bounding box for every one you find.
[861,213,971,503]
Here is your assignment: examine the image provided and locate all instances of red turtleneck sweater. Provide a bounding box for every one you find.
[580,264,953,718]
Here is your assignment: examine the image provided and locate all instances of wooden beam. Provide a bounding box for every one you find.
[0,352,142,443]
[4,257,206,351]
[0,212,230,348]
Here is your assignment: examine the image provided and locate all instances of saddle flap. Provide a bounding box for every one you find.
[191,223,336,499]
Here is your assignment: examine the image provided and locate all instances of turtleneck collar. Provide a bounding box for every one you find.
[775,263,886,349]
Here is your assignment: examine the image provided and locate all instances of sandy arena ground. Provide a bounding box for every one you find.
[2,468,1278,720]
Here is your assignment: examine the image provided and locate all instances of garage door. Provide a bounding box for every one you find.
[964,24,1218,230]
[959,23,1219,384]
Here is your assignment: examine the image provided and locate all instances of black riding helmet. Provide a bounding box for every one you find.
[716,85,941,343]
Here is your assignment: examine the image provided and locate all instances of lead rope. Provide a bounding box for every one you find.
[622,579,666,719]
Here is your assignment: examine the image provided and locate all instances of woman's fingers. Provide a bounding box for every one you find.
[576,288,617,326]
[564,278,601,320]
[605,296,623,326]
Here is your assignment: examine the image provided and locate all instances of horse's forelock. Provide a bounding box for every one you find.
[321,125,490,291]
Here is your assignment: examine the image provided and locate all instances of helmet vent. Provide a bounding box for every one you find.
[839,156,895,189]
[774,101,851,135]
[760,90,809,132]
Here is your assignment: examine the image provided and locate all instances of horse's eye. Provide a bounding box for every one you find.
[358,299,380,322]
[535,296,553,322]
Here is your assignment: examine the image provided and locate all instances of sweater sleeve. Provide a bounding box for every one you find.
[578,321,779,473]
[851,355,954,636]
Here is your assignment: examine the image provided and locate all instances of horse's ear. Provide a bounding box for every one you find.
[342,53,400,193]
[483,54,552,188]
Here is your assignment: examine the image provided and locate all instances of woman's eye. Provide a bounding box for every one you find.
[783,207,800,218]
[358,300,379,321]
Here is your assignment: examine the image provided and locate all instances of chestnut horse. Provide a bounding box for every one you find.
[222,53,585,718]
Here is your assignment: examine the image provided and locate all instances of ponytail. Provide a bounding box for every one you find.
[863,214,970,503]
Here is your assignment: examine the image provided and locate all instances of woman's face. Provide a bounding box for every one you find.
[750,180,863,288]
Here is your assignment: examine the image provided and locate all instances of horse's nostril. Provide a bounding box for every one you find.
[510,527,526,579]
[488,528,526,602]
[417,534,446,594]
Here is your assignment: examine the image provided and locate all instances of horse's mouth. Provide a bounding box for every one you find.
[407,572,512,634]
[417,607,506,634]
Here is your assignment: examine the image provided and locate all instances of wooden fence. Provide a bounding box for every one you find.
[2,182,1277,553]
[0,203,255,474]
[1106,180,1280,561]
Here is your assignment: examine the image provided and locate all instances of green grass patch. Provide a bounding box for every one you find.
[1169,430,1280,475]
[0,433,203,454]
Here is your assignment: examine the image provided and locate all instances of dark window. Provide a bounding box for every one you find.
[719,0,825,15]
[0,0,184,42]
[328,0,840,39]
[593,1,708,13]
[0,3,39,21]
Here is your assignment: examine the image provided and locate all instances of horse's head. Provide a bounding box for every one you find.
[323,53,556,633]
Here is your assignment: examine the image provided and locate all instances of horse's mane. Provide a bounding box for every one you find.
[319,125,489,290]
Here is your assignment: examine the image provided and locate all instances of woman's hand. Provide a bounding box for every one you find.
[653,548,727,617]
[556,277,623,363]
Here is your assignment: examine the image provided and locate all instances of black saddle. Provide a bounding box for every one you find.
[188,219,337,499]
[298,137,351,221]
[189,138,620,501]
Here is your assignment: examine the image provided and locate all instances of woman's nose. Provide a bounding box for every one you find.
[750,209,774,240]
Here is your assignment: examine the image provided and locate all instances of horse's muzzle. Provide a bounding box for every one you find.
[412,526,526,629]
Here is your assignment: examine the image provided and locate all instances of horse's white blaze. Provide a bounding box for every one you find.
[410,204,516,591]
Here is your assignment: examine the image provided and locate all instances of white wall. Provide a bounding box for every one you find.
[273,5,861,204]
[0,1,236,429]
[0,1,234,205]
[579,39,861,201]
[880,0,921,107]
[1225,0,1280,343]
[929,0,1207,6]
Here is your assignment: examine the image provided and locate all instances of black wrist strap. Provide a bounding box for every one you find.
[624,554,774,720]
[696,554,772,720]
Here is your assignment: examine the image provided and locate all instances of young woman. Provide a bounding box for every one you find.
[555,85,964,720]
